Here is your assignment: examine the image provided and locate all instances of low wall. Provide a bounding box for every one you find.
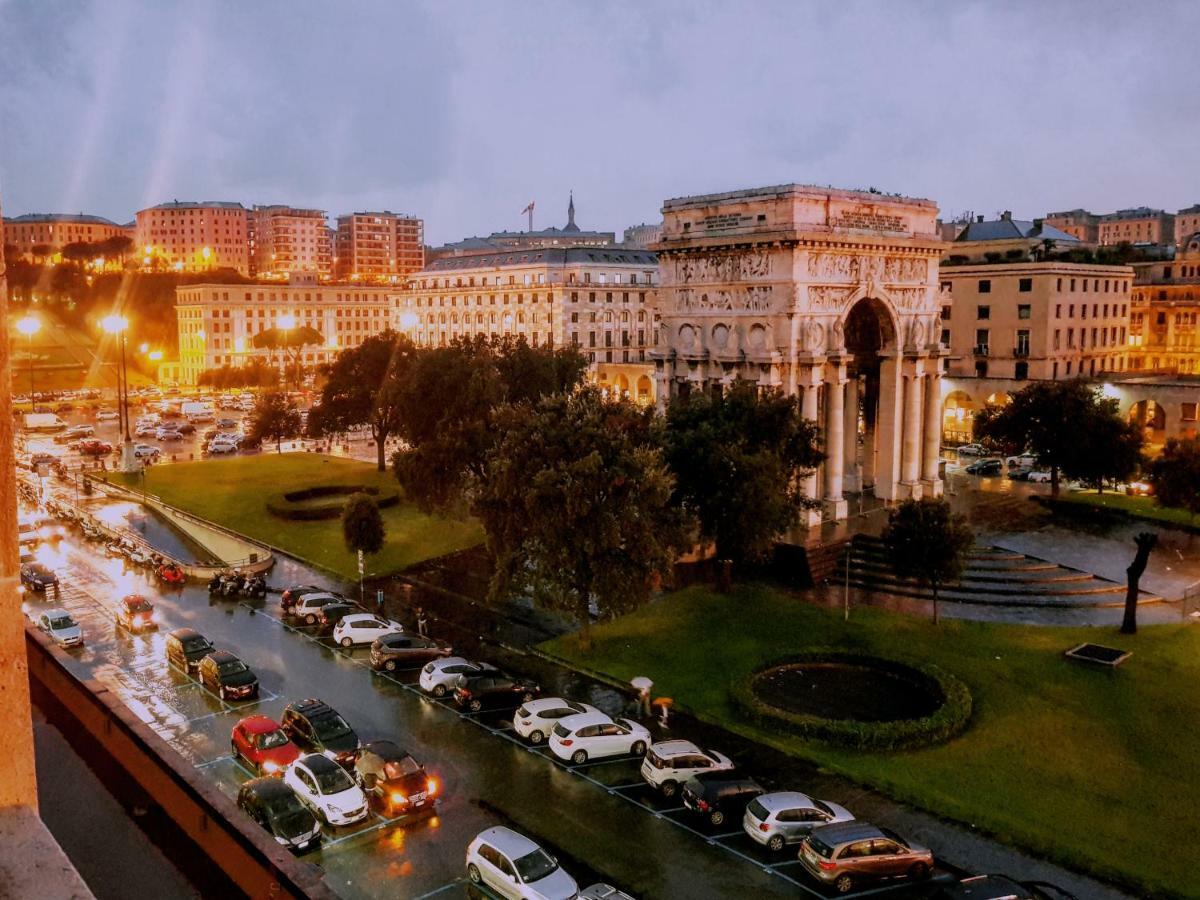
[25,625,335,900]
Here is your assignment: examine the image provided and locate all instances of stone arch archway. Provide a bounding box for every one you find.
[943,390,976,442]
[1128,399,1167,445]
[636,374,652,403]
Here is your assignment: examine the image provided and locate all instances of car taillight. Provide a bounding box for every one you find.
[697,799,709,812]
[390,792,406,806]
[560,739,572,746]
[759,823,770,832]
[458,689,471,697]
[818,861,837,871]
[426,776,439,797]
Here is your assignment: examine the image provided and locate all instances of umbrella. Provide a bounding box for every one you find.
[630,676,653,691]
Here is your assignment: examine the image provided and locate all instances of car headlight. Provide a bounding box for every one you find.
[275,835,290,845]
[262,761,279,774]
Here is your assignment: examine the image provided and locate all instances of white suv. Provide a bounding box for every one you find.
[466,826,578,900]
[640,739,734,798]
[419,657,494,698]
[513,697,598,745]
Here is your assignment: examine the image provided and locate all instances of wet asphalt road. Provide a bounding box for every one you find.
[25,524,962,900]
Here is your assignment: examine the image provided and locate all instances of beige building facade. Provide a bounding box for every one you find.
[1175,204,1200,248]
[1044,209,1099,243]
[334,211,424,282]
[175,279,393,385]
[1129,234,1200,374]
[1098,207,1174,247]
[3,213,133,260]
[652,184,945,520]
[250,206,332,278]
[135,201,250,274]
[398,246,660,402]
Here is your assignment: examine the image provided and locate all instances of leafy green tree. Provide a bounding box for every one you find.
[247,391,302,453]
[61,241,96,264]
[1066,409,1144,494]
[98,235,133,260]
[309,331,413,471]
[881,498,974,625]
[252,325,323,388]
[475,387,691,647]
[342,492,386,556]
[1147,437,1200,524]
[661,382,823,565]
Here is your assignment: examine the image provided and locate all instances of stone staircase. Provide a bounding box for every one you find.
[844,534,1160,608]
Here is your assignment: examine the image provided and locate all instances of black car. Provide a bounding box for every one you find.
[936,875,1078,900]
[198,650,260,701]
[681,772,765,827]
[280,584,327,613]
[369,633,453,672]
[316,602,362,631]
[280,698,360,764]
[236,776,321,853]
[165,627,215,674]
[176,421,197,435]
[353,740,438,816]
[20,562,58,592]
[452,671,540,712]
[965,458,1002,476]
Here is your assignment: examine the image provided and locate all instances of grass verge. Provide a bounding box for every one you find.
[117,453,482,579]
[543,582,1200,899]
[1057,490,1199,531]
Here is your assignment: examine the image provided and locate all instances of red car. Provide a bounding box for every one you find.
[78,439,114,457]
[115,594,158,632]
[231,715,301,776]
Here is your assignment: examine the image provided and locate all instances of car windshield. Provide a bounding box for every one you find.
[312,714,352,741]
[383,757,421,779]
[813,799,834,817]
[47,615,76,630]
[746,798,769,820]
[315,765,353,794]
[219,659,249,675]
[28,564,51,576]
[127,599,153,612]
[257,729,290,750]
[264,794,309,831]
[513,848,558,883]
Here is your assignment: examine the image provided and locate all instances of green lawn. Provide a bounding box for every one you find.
[119,454,482,579]
[544,584,1200,899]
[1060,489,1199,530]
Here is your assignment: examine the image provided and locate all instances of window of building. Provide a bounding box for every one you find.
[978,279,991,293]
[1016,329,1030,356]
[941,305,951,321]
[977,305,990,320]
[1056,278,1062,291]
[940,328,950,346]
[1018,304,1031,319]
[1015,361,1028,380]
[1182,402,1198,422]
[975,329,989,352]
[1018,278,1032,292]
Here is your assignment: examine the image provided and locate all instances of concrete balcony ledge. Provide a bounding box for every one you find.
[0,805,94,899]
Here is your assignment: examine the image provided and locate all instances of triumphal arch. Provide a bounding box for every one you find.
[650,184,946,522]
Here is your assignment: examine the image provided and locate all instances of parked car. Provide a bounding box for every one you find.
[453,670,540,712]
[176,421,197,435]
[231,714,301,775]
[236,776,321,853]
[419,657,494,698]
[681,772,765,827]
[331,613,404,648]
[78,439,114,457]
[96,409,119,422]
[798,821,933,894]
[135,423,158,438]
[199,650,259,700]
[369,633,453,672]
[1005,453,1037,469]
[466,826,578,900]
[115,594,158,632]
[353,739,439,817]
[207,438,238,455]
[548,711,651,764]
[292,592,344,625]
[965,458,1002,476]
[640,740,735,798]
[1027,470,1053,483]
[20,561,58,592]
[578,886,636,900]
[743,791,855,852]
[133,443,161,461]
[217,417,238,430]
[35,609,82,648]
[280,584,328,613]
[156,427,184,441]
[280,699,360,764]
[165,627,215,674]
[1006,467,1033,481]
[316,602,362,631]
[935,875,1078,900]
[283,752,368,827]
[513,697,598,745]
[956,443,986,456]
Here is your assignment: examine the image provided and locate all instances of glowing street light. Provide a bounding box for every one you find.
[101,314,134,465]
[16,314,41,401]
[148,350,164,362]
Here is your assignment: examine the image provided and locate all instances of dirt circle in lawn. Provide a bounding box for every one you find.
[751,658,942,723]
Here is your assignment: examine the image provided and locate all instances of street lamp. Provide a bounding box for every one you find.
[278,313,296,391]
[16,314,41,403]
[101,314,135,472]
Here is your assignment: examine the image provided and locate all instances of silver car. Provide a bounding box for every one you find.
[743,791,854,852]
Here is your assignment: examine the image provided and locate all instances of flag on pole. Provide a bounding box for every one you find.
[521,201,535,215]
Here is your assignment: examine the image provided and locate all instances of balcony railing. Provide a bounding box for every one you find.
[973,344,990,356]
[1013,347,1030,358]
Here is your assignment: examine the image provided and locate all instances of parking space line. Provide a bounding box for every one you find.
[318,815,398,850]
[410,881,463,900]
[194,754,234,769]
[710,830,745,840]
[608,782,645,790]
[569,755,642,769]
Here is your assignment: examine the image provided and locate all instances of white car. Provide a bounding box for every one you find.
[579,886,636,900]
[548,711,651,765]
[96,409,119,422]
[332,613,403,648]
[513,697,600,745]
[283,753,368,827]
[640,740,735,797]
[742,791,855,852]
[135,423,158,438]
[156,427,184,441]
[36,609,83,648]
[132,443,161,460]
[208,438,238,454]
[419,657,494,698]
[292,592,346,625]
[1027,470,1053,483]
[466,826,579,900]
[1005,453,1037,468]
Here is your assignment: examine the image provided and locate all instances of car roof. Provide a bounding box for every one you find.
[525,697,578,711]
[651,739,701,756]
[340,613,383,625]
[41,608,72,620]
[360,740,411,762]
[298,752,341,775]
[288,698,332,716]
[122,594,151,606]
[557,710,613,730]
[477,826,540,857]
[811,821,885,843]
[299,592,340,603]
[240,715,282,734]
[690,771,758,788]
[206,650,239,664]
[168,627,202,641]
[243,775,294,799]
[432,656,473,669]
[756,791,816,810]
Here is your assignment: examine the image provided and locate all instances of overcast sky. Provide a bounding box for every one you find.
[2,0,1198,245]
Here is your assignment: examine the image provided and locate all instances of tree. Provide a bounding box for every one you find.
[1067,409,1144,494]
[474,388,691,648]
[661,382,823,565]
[246,391,302,453]
[31,243,52,263]
[61,241,95,264]
[975,380,1135,497]
[881,497,974,625]
[342,492,385,556]
[309,331,414,471]
[252,325,323,387]
[1147,437,1200,524]
[1121,532,1157,635]
[98,235,133,261]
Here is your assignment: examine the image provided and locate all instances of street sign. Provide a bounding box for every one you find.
[357,550,364,575]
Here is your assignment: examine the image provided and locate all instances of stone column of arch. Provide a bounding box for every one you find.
[900,358,926,493]
[921,361,944,496]
[798,363,824,527]
[842,375,861,493]
[823,359,849,520]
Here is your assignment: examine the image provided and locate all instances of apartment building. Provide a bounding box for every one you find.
[135,201,250,274]
[334,211,424,281]
[397,245,659,401]
[250,206,332,278]
[1044,209,1099,243]
[175,277,393,385]
[941,263,1134,382]
[1097,207,1174,248]
[3,213,133,259]
[1129,234,1200,374]
[1175,204,1200,249]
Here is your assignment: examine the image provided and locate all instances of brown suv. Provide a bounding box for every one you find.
[798,821,933,893]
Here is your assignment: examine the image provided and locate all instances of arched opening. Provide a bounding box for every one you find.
[842,298,898,492]
[636,374,652,403]
[615,373,631,398]
[943,390,976,442]
[1128,399,1167,445]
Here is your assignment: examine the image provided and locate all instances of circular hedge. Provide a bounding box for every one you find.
[265,485,400,521]
[729,650,972,751]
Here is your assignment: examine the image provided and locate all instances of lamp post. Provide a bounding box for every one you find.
[15,315,40,404]
[278,313,296,392]
[101,314,135,472]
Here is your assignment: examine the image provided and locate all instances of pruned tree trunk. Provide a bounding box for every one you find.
[1050,465,1060,498]
[1121,531,1157,635]
[931,582,940,626]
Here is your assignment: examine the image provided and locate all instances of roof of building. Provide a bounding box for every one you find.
[663,183,935,209]
[954,216,1080,244]
[1178,204,1200,215]
[4,212,126,227]
[1100,207,1169,221]
[253,205,326,217]
[142,200,245,212]
[338,211,420,220]
[423,246,657,272]
[1046,208,1095,219]
[434,195,614,254]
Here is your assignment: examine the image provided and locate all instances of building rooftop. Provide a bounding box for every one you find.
[339,211,420,220]
[1046,208,1095,219]
[424,246,656,272]
[954,215,1080,244]
[253,205,326,217]
[1100,207,1169,221]
[662,183,936,209]
[1177,204,1200,215]
[142,200,245,212]
[4,212,126,227]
